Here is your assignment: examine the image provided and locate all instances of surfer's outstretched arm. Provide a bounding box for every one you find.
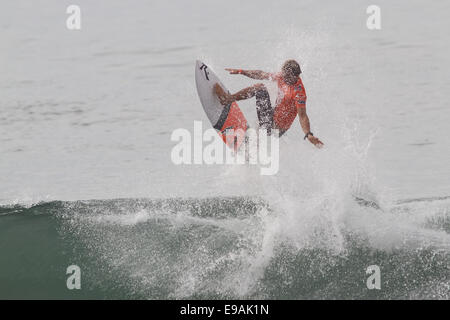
[225,68,271,80]
[298,108,324,148]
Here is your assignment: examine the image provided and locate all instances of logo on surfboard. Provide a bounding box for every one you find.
[199,63,210,81]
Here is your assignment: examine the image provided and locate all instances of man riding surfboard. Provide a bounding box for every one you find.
[214,60,323,148]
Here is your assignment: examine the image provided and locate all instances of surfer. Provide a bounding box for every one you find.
[214,60,323,148]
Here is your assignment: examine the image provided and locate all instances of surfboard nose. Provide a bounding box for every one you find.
[196,60,204,68]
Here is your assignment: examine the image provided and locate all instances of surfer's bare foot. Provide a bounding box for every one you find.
[214,83,233,106]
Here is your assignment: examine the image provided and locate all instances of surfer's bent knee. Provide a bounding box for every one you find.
[254,83,267,92]
[255,84,270,102]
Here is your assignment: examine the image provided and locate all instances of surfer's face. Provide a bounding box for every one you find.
[281,60,301,85]
[282,70,299,85]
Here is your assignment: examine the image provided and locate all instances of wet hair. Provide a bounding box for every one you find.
[282,60,301,77]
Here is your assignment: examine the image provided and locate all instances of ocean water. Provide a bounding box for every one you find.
[0,0,449,299]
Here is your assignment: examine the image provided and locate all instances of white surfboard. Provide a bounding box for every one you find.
[195,60,248,151]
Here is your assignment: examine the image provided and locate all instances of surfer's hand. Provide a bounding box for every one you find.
[225,68,242,75]
[308,135,324,148]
